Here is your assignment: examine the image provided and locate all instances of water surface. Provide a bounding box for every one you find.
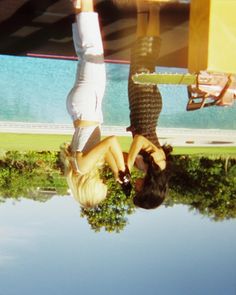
[1,54,236,129]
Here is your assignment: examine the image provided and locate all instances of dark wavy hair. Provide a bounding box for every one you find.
[133,144,173,210]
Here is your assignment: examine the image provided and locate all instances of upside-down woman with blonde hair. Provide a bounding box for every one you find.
[61,0,131,208]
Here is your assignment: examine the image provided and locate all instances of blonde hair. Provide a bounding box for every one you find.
[60,143,107,208]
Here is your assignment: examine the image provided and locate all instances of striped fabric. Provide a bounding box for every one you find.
[128,36,162,147]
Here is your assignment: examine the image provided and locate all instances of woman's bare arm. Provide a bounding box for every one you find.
[105,151,129,180]
[76,136,125,174]
[105,150,119,180]
[127,135,156,171]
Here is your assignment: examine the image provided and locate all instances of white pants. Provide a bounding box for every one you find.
[66,12,106,153]
[66,12,106,123]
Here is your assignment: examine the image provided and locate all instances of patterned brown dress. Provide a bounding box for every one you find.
[128,36,162,147]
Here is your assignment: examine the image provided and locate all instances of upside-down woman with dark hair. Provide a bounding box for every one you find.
[126,0,173,209]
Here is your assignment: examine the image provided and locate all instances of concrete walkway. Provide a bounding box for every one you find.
[0,121,236,147]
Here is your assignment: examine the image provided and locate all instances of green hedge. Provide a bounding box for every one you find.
[0,151,236,232]
[0,150,68,202]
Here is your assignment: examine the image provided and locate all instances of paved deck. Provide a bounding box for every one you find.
[1,121,236,147]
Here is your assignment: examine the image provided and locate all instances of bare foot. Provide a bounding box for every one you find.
[71,0,81,9]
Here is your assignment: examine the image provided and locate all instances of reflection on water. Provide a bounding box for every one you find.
[0,151,236,294]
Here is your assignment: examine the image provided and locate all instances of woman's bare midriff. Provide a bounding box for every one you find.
[73,119,100,128]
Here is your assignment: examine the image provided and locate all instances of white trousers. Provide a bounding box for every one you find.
[66,12,106,123]
[67,12,106,153]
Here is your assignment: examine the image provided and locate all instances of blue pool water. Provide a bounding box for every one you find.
[0,54,236,129]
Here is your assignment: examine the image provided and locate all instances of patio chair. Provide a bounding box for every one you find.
[186,73,236,111]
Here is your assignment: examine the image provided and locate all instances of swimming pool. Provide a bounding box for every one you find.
[0,54,236,129]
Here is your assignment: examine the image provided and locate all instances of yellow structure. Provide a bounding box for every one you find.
[188,0,236,74]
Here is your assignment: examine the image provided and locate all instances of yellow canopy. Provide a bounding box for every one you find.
[188,0,236,75]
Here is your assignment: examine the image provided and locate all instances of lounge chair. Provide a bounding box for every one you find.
[186,73,236,111]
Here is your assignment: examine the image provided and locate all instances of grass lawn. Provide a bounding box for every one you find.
[1,133,236,156]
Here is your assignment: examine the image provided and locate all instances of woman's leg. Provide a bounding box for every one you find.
[77,136,126,174]
[147,3,160,36]
[67,0,106,148]
[136,0,149,38]
[71,9,105,112]
[127,0,162,147]
[136,0,161,38]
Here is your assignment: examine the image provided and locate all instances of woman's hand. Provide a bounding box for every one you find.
[118,165,132,196]
[127,135,149,171]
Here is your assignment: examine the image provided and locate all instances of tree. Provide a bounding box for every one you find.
[168,155,236,221]
[81,165,136,233]
[1,151,235,230]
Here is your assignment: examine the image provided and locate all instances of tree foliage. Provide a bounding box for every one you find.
[0,150,68,203]
[0,151,236,232]
[168,155,236,221]
[81,165,138,233]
